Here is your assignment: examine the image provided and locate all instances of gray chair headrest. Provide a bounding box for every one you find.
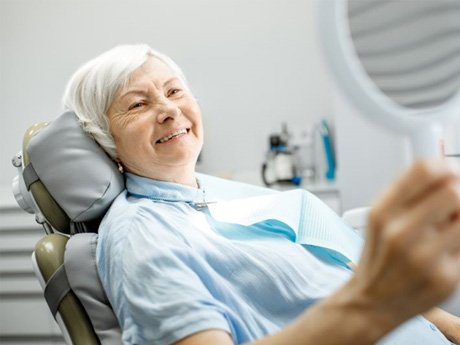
[25,112,124,231]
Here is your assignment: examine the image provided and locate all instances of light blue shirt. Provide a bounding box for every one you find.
[96,173,453,345]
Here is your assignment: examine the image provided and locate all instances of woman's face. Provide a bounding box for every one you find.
[107,57,203,181]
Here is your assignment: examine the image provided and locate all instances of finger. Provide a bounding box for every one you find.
[375,159,460,214]
[441,216,460,253]
[412,180,460,229]
[404,180,460,236]
[377,179,460,252]
[432,248,460,294]
[364,160,460,264]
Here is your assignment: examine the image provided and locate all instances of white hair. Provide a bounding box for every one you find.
[62,44,188,159]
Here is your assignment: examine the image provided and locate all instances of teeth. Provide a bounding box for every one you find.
[158,128,187,143]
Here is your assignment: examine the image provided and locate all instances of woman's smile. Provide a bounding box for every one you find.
[156,128,190,144]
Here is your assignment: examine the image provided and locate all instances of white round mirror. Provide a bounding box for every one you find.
[318,0,460,158]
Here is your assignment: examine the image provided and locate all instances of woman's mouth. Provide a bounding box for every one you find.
[156,128,190,143]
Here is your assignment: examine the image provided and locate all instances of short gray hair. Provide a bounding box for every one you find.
[62,44,188,159]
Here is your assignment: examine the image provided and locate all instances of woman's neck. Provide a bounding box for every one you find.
[128,165,198,188]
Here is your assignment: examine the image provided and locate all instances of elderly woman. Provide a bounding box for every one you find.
[63,44,460,345]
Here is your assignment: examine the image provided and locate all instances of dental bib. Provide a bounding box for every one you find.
[206,189,364,265]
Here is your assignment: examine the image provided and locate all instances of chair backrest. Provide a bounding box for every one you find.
[33,233,101,345]
[12,112,124,344]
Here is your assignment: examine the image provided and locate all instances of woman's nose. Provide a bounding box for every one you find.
[156,101,180,123]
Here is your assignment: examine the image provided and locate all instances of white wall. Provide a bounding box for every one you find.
[333,87,412,211]
[0,0,335,197]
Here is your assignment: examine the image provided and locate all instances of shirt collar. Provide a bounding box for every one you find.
[125,172,206,204]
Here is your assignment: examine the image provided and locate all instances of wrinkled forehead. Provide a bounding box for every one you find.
[125,56,178,88]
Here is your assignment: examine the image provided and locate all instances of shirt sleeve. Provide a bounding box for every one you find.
[105,206,232,345]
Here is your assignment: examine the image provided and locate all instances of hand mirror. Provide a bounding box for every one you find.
[318,0,460,158]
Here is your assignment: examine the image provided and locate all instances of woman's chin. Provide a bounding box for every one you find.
[160,152,198,168]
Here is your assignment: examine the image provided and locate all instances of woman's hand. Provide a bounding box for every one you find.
[350,159,460,328]
[425,307,460,344]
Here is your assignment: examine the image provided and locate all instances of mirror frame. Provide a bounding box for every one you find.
[317,0,460,157]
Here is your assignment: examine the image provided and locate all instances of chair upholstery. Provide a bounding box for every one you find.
[64,233,122,344]
[34,234,101,345]
[22,112,124,234]
[13,112,125,344]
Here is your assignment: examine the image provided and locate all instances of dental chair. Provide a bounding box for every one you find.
[11,114,357,345]
[12,112,124,345]
[11,111,279,344]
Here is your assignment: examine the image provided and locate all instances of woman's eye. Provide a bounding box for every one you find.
[168,89,182,97]
[129,102,144,110]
